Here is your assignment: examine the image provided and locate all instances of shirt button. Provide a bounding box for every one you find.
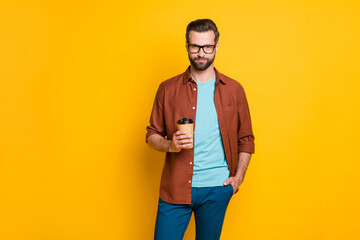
[194,88,196,91]
[192,106,195,109]
[190,162,192,164]
[189,180,192,183]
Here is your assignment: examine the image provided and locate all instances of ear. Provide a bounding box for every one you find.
[185,41,189,51]
[215,41,219,53]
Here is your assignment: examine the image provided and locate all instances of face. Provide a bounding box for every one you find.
[186,30,218,71]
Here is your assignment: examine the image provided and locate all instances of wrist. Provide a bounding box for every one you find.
[167,140,175,152]
[234,173,244,182]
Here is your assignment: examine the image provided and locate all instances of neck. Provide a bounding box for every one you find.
[190,64,216,83]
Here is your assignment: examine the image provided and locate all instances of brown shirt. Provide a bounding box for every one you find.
[146,66,255,204]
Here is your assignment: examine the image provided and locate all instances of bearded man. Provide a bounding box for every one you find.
[146,19,255,240]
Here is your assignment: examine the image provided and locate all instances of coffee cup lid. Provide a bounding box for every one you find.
[177,118,194,124]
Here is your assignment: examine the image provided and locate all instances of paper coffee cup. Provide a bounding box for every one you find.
[177,118,194,149]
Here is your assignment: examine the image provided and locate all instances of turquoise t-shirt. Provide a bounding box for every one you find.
[192,76,230,187]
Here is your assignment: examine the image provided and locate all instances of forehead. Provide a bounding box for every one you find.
[188,30,215,45]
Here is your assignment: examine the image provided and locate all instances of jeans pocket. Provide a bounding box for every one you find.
[228,184,234,195]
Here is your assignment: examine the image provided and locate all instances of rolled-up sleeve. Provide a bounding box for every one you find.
[237,85,255,153]
[146,83,166,142]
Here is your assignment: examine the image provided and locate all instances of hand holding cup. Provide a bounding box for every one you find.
[170,118,194,152]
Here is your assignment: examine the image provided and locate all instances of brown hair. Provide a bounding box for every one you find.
[186,19,220,44]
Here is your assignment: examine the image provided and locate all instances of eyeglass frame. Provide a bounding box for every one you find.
[186,41,217,54]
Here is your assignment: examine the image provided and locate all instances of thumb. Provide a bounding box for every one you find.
[223,179,231,186]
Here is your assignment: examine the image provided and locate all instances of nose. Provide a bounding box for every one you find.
[197,47,206,57]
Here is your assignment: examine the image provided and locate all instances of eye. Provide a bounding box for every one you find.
[189,45,199,50]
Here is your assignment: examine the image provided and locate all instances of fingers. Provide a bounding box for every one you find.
[174,136,192,147]
[172,131,193,151]
[223,177,240,194]
[174,130,190,137]
[174,131,192,141]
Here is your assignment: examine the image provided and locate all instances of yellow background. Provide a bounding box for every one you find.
[1,0,360,239]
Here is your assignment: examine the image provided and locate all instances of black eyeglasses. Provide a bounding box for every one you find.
[187,42,216,54]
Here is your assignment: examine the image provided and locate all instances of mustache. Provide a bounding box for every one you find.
[194,57,208,60]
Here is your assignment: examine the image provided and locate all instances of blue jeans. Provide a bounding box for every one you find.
[154,185,234,240]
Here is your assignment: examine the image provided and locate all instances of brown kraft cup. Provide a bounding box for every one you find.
[176,118,194,149]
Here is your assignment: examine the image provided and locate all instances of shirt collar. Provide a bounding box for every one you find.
[183,66,226,85]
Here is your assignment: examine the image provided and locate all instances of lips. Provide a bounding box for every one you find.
[196,59,207,62]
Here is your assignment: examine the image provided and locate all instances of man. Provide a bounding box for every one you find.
[146,19,255,240]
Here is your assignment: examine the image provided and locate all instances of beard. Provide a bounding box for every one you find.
[188,54,215,71]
